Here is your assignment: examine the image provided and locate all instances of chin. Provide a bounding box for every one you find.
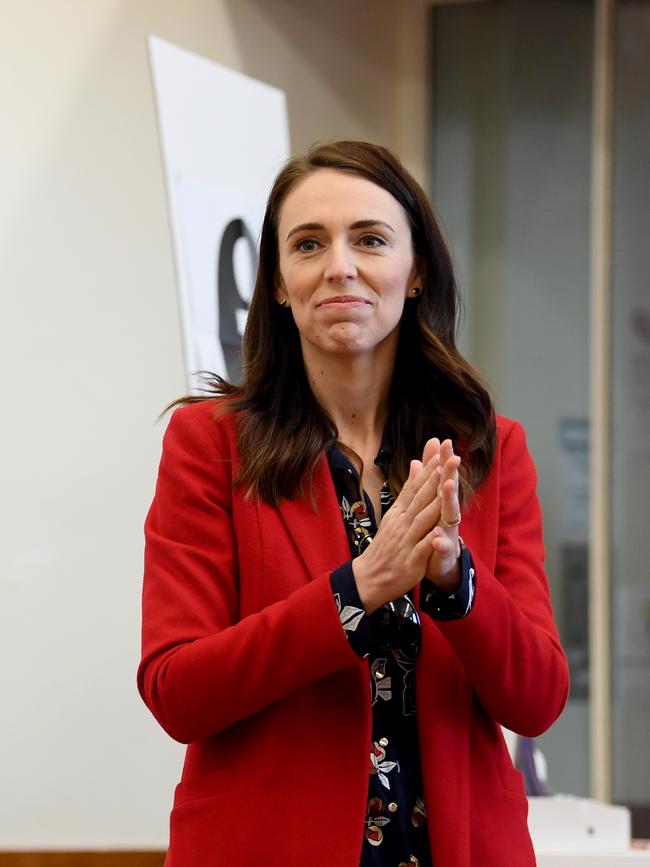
[329,342,368,356]
[302,323,396,359]
[324,324,378,350]
[325,331,373,354]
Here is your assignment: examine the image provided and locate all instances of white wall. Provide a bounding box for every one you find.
[0,0,430,848]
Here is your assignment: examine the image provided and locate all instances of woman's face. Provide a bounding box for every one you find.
[276,168,420,361]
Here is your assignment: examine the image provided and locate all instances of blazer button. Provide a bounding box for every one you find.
[388,802,398,813]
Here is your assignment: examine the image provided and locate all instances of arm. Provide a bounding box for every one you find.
[435,420,569,736]
[137,405,362,744]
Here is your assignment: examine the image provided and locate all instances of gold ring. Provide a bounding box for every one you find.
[441,514,461,529]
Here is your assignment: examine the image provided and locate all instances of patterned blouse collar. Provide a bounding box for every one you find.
[327,424,393,476]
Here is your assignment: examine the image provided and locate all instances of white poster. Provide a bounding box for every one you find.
[148,36,290,386]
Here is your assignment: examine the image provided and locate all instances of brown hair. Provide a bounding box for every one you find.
[173,140,495,505]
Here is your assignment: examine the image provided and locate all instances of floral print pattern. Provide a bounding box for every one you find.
[411,798,427,829]
[334,592,365,635]
[370,658,392,705]
[341,494,374,554]
[390,648,417,717]
[370,741,400,790]
[328,440,433,866]
[365,797,391,847]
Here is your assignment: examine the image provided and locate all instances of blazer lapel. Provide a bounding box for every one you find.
[276,455,351,580]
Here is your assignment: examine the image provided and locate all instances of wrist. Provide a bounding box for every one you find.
[352,556,385,615]
[425,551,462,596]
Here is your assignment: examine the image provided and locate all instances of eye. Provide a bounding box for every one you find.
[295,237,320,253]
[358,234,387,248]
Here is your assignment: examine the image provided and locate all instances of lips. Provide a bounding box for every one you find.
[317,295,370,307]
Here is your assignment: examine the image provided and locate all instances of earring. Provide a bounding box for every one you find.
[279,297,288,307]
[410,287,421,297]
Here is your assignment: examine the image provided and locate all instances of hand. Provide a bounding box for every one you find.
[422,438,462,594]
[352,441,443,614]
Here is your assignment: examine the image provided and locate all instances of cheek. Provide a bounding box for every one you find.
[282,281,316,334]
[284,269,322,311]
[380,268,411,309]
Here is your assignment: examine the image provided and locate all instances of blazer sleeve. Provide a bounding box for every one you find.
[137,405,362,744]
[435,419,570,737]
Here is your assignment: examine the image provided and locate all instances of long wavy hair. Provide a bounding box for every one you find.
[174,140,496,505]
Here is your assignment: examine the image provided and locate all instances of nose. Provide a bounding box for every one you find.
[324,241,357,283]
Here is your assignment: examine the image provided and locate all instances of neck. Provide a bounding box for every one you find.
[301,340,397,452]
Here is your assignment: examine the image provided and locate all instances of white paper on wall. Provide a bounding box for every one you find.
[147,35,290,388]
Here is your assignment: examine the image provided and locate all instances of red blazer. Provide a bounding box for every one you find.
[138,399,569,867]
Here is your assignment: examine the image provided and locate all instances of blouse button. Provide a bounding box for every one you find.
[388,801,398,813]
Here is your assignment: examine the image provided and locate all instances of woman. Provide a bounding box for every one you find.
[138,140,569,867]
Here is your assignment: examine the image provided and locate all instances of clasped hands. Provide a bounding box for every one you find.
[352,438,462,615]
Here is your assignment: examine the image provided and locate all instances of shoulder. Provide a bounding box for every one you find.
[167,397,237,430]
[163,398,239,457]
[492,413,538,485]
[495,413,529,452]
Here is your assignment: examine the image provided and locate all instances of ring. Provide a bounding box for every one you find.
[441,514,461,528]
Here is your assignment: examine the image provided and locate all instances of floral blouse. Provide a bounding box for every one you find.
[328,438,475,867]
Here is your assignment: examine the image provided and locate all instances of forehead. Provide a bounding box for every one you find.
[277,168,410,235]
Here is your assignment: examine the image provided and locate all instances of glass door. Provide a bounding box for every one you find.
[431,0,594,797]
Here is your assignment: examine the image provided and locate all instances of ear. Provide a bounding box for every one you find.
[405,260,423,298]
[274,276,290,307]
[274,274,286,305]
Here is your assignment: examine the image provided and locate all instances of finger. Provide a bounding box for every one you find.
[439,448,459,474]
[440,475,461,527]
[440,438,455,465]
[430,526,458,556]
[406,483,445,543]
[437,454,460,501]
[396,458,435,510]
[410,524,443,569]
[406,466,442,521]
[422,437,440,465]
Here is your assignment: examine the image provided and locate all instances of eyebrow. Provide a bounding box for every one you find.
[285,219,396,242]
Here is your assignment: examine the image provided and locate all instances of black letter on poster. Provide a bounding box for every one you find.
[217,218,257,383]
